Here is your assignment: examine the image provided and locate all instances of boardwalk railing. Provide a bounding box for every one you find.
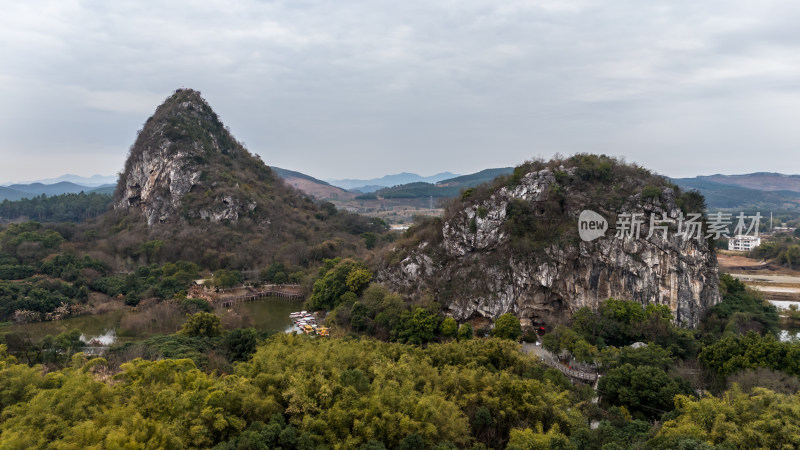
[216,284,301,294]
[522,344,598,383]
[219,289,303,307]
[539,356,598,382]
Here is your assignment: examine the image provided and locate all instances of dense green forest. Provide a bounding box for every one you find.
[4,251,800,448]
[3,154,800,448]
[0,192,112,222]
[3,281,800,449]
[2,256,800,449]
[0,221,209,321]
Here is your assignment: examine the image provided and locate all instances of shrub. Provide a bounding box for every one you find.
[457,323,473,340]
[179,312,223,338]
[440,317,458,339]
[492,313,522,341]
[641,186,661,201]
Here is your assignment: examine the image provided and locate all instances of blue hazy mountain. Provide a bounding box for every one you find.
[2,174,117,187]
[327,172,460,192]
[671,174,800,211]
[0,181,116,201]
[0,186,27,202]
[359,167,515,199]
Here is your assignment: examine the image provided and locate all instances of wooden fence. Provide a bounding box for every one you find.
[219,289,303,307]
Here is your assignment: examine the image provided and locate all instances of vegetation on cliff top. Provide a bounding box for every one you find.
[102,89,390,269]
[380,154,713,324]
[391,154,707,256]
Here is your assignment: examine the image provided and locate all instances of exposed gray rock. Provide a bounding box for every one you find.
[115,139,201,225]
[380,168,719,328]
[113,89,252,226]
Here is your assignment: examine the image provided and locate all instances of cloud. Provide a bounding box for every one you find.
[79,89,166,114]
[2,0,800,181]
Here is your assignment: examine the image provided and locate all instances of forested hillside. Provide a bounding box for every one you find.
[0,192,112,222]
[99,89,389,269]
[3,275,800,449]
[0,121,797,449]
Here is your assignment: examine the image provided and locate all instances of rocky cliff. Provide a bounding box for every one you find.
[114,89,266,225]
[108,88,384,268]
[379,155,720,328]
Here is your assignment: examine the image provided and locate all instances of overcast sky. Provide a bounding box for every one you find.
[2,0,800,183]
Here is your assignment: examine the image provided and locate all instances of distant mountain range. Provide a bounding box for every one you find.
[0,182,115,201]
[359,168,515,199]
[326,172,460,192]
[2,174,118,187]
[270,167,514,201]
[671,172,800,211]
[696,173,800,192]
[6,170,800,212]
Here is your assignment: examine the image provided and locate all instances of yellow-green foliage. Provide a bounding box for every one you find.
[0,337,581,449]
[236,335,582,448]
[507,424,571,450]
[493,313,523,341]
[0,350,275,449]
[6,337,800,448]
[178,312,224,338]
[308,258,372,310]
[654,386,800,448]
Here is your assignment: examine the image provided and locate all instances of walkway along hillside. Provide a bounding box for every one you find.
[522,342,598,384]
[212,284,304,307]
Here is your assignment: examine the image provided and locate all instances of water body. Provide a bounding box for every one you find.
[769,300,800,310]
[766,300,800,342]
[1,309,128,340]
[1,297,303,345]
[779,329,800,342]
[228,298,303,333]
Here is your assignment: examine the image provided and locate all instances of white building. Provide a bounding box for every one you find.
[728,234,761,252]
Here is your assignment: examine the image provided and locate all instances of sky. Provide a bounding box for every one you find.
[2,0,800,183]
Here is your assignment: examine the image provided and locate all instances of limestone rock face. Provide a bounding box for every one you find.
[113,89,259,225]
[106,88,384,267]
[115,136,201,225]
[379,161,720,328]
